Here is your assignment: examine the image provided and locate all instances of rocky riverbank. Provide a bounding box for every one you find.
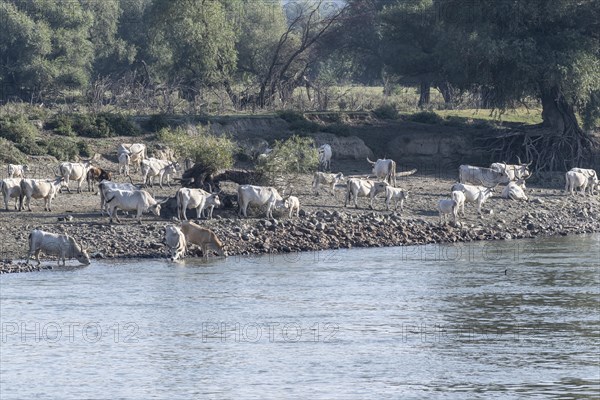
[2,191,598,273]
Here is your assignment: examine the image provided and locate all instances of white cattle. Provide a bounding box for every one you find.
[501,180,528,201]
[98,181,139,214]
[7,164,28,178]
[19,177,63,212]
[0,178,22,210]
[312,172,344,196]
[284,195,300,218]
[165,225,187,261]
[459,165,507,187]
[27,229,90,266]
[180,220,226,258]
[451,190,466,219]
[118,151,130,176]
[438,199,458,223]
[237,185,286,218]
[490,158,532,182]
[565,170,593,196]
[58,161,92,193]
[344,178,373,208]
[569,168,598,195]
[104,189,162,223]
[176,188,221,220]
[118,143,146,172]
[367,158,397,186]
[385,186,409,211]
[141,158,179,188]
[450,183,495,215]
[318,144,332,170]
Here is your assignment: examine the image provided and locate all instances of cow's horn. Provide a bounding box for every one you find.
[366,157,376,165]
[527,160,533,167]
[517,155,522,164]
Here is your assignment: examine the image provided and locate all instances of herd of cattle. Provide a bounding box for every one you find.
[1,142,599,265]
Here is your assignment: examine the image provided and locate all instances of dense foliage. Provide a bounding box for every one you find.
[0,0,597,168]
[157,125,236,173]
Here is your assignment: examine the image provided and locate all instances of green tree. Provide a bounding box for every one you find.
[439,0,599,168]
[380,0,446,107]
[144,0,237,95]
[0,0,94,101]
[83,0,137,77]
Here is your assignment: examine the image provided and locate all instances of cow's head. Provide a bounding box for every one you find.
[76,248,91,265]
[209,194,221,208]
[149,203,162,216]
[516,156,533,179]
[99,170,112,181]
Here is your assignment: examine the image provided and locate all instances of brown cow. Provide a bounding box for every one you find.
[86,167,112,193]
[180,220,226,258]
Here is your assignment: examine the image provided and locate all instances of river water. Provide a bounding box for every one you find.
[1,234,598,399]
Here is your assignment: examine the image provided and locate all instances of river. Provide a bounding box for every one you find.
[1,234,598,399]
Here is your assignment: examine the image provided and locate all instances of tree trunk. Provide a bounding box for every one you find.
[534,86,594,170]
[418,80,430,108]
[436,81,454,109]
[540,86,579,134]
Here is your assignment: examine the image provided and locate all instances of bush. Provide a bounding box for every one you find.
[406,111,444,124]
[144,113,171,132]
[0,138,26,164]
[46,114,73,136]
[98,113,141,136]
[373,104,399,120]
[0,116,45,155]
[322,122,350,136]
[256,135,319,178]
[277,110,305,123]
[48,113,141,138]
[277,110,320,132]
[157,125,235,174]
[46,137,81,161]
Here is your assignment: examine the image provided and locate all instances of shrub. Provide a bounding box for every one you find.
[277,110,305,123]
[157,125,235,174]
[46,114,76,137]
[373,104,399,120]
[98,113,141,136]
[256,135,319,178]
[48,113,141,138]
[322,122,350,136]
[277,109,320,132]
[0,116,45,155]
[0,138,26,164]
[406,111,444,124]
[144,113,171,132]
[46,137,81,161]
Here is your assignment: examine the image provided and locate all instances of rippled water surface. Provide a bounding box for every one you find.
[1,234,599,399]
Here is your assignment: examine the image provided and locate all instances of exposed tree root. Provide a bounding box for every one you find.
[477,124,598,173]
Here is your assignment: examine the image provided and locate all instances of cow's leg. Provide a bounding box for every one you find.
[35,250,41,266]
[196,206,202,220]
[26,196,32,212]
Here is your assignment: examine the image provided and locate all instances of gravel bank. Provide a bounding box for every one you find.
[1,168,598,273]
